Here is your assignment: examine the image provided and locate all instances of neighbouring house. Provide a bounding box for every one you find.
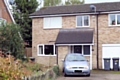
[0,0,15,24]
[30,2,120,70]
[0,0,32,57]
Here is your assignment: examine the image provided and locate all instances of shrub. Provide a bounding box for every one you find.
[0,56,26,80]
[22,62,42,74]
[53,65,59,76]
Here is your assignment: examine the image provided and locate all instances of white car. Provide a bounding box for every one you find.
[62,53,90,77]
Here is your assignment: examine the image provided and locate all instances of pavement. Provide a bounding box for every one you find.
[56,73,120,80]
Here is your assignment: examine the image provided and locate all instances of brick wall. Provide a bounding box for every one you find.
[33,14,119,69]
[0,0,12,23]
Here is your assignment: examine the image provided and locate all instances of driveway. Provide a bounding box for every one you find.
[56,74,120,80]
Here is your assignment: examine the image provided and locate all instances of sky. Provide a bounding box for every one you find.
[7,0,120,9]
[84,0,120,3]
[36,0,120,9]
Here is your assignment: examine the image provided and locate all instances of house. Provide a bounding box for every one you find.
[0,0,15,24]
[30,2,120,70]
[0,0,32,57]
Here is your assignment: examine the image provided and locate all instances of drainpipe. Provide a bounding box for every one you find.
[96,12,100,69]
[55,44,58,64]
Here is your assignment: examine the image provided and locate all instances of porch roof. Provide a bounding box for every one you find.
[55,28,94,45]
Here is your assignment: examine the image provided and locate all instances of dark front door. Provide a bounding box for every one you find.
[74,46,82,54]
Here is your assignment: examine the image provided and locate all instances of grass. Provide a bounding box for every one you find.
[91,69,120,74]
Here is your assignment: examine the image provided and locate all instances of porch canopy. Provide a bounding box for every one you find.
[55,28,94,45]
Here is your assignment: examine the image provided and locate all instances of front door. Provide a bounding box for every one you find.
[74,45,82,54]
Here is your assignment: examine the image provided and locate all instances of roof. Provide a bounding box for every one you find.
[30,2,120,17]
[3,0,15,23]
[55,28,94,44]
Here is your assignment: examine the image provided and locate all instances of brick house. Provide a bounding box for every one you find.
[30,2,120,70]
[0,0,15,24]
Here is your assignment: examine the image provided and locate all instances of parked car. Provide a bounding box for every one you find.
[62,53,90,77]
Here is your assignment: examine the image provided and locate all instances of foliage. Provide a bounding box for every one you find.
[65,0,84,5]
[23,62,40,72]
[53,65,59,76]
[0,56,26,80]
[0,23,24,59]
[44,0,62,7]
[12,0,38,46]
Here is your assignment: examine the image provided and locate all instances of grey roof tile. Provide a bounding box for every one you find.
[30,2,120,16]
[55,28,94,44]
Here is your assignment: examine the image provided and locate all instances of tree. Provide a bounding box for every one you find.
[12,0,38,47]
[0,23,24,59]
[65,0,84,5]
[44,0,62,7]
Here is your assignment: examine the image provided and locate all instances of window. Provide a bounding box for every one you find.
[43,17,62,29]
[0,18,6,26]
[109,14,120,26]
[76,15,89,27]
[83,45,90,55]
[37,44,55,56]
[45,45,54,55]
[70,45,90,55]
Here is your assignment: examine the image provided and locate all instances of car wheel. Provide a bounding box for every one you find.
[63,69,67,77]
[63,72,67,77]
[86,74,90,77]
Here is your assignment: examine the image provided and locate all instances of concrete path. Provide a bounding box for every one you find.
[56,74,120,80]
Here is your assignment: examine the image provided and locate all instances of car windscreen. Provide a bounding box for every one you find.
[65,54,86,61]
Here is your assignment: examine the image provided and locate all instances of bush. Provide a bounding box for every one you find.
[0,56,26,80]
[53,65,59,76]
[22,62,42,73]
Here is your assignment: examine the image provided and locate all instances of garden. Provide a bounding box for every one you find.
[0,53,59,80]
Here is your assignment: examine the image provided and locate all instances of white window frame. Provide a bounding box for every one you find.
[109,14,120,26]
[70,45,90,56]
[76,15,90,27]
[37,44,56,56]
[43,17,62,29]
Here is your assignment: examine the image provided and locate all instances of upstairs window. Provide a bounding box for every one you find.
[43,17,62,29]
[76,15,89,27]
[0,18,6,26]
[109,14,120,26]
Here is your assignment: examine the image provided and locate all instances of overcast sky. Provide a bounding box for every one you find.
[8,0,120,9]
[84,0,120,3]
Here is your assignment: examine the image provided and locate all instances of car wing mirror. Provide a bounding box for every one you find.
[87,60,89,62]
[61,59,64,62]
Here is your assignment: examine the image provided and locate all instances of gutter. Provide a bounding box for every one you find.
[29,11,120,18]
[3,0,23,41]
[29,12,99,18]
[3,0,15,23]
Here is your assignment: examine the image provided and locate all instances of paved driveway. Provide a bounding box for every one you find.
[56,74,120,80]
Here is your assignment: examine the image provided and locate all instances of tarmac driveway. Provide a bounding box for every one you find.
[56,74,120,80]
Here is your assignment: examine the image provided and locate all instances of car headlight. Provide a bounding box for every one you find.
[66,66,72,69]
[84,66,89,69]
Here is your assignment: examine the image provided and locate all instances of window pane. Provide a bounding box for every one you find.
[117,15,120,25]
[110,15,115,25]
[84,16,89,26]
[44,17,62,28]
[44,45,54,55]
[0,18,6,26]
[43,18,51,28]
[51,17,62,28]
[66,54,86,61]
[77,16,82,26]
[84,45,90,55]
[39,46,43,55]
[74,45,82,54]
